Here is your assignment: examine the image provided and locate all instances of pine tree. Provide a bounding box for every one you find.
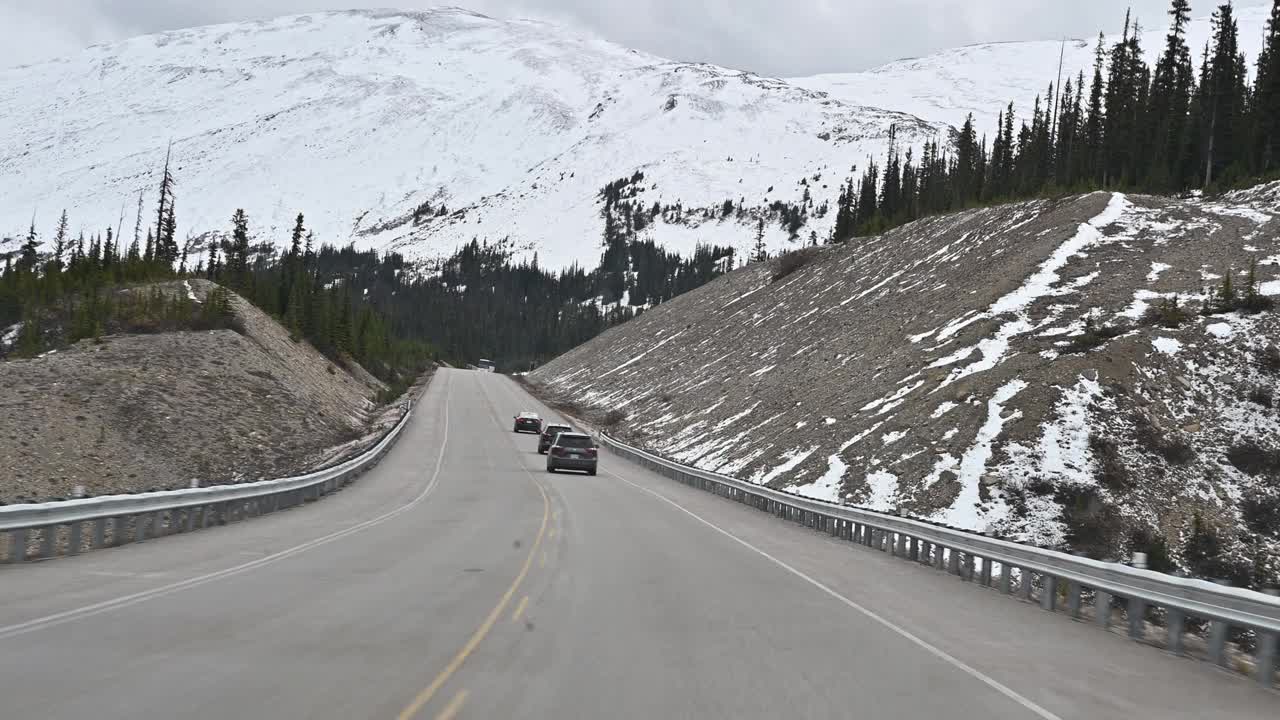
[154,142,175,259]
[133,190,144,248]
[1254,0,1280,173]
[1102,13,1150,187]
[281,213,305,316]
[206,240,219,281]
[751,217,767,262]
[1147,0,1196,187]
[228,209,251,292]
[953,114,980,205]
[161,201,177,268]
[1201,3,1248,186]
[103,228,115,270]
[1055,76,1082,187]
[143,229,154,264]
[1083,33,1108,185]
[50,210,69,271]
[17,223,38,273]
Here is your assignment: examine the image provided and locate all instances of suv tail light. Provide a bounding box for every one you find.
[551,447,566,457]
[586,448,598,458]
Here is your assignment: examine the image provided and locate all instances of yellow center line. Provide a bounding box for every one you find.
[511,595,529,623]
[434,690,469,720]
[396,482,550,720]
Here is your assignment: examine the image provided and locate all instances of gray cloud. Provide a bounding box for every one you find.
[0,0,1269,76]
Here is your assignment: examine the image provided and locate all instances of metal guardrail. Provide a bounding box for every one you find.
[0,399,414,564]
[599,432,1280,687]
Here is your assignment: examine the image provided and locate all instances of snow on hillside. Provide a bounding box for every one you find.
[793,3,1270,139]
[0,8,940,270]
[531,183,1280,577]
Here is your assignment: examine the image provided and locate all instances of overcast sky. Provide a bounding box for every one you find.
[1,1,1270,76]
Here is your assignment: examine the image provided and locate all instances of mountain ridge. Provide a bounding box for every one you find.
[0,8,939,270]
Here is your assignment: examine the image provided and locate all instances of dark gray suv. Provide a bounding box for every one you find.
[545,433,598,475]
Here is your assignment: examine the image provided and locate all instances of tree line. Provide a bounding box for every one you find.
[833,0,1280,238]
[0,149,436,390]
[3,168,739,373]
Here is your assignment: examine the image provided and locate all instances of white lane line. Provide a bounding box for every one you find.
[0,375,455,642]
[604,468,1063,720]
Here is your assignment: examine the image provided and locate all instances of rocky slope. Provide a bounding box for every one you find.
[530,183,1280,585]
[0,280,403,503]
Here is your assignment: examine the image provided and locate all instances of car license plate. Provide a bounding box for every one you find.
[569,452,582,458]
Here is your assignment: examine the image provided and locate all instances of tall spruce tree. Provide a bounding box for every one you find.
[1083,33,1108,185]
[17,223,38,273]
[953,114,980,205]
[1254,0,1280,173]
[154,142,174,259]
[1147,0,1196,188]
[751,218,767,262]
[1201,3,1248,186]
[228,209,252,292]
[50,210,69,272]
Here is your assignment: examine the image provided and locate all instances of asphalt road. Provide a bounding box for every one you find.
[0,368,1274,719]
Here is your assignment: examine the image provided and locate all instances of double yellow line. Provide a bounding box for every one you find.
[395,480,551,720]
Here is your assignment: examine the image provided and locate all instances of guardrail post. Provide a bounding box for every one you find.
[136,514,150,543]
[934,546,946,571]
[919,540,931,564]
[1257,588,1279,687]
[8,529,28,563]
[1040,576,1057,611]
[909,537,919,562]
[1095,591,1112,628]
[980,558,992,587]
[896,533,909,557]
[1020,570,1034,601]
[68,522,83,556]
[91,518,105,550]
[962,553,975,581]
[1066,581,1082,618]
[1166,609,1185,656]
[999,564,1012,594]
[948,549,960,576]
[38,526,55,559]
[1127,597,1146,640]
[1208,617,1228,666]
[186,507,197,532]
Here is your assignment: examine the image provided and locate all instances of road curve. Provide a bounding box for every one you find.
[0,368,1273,719]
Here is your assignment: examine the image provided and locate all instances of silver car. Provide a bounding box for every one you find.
[545,432,598,475]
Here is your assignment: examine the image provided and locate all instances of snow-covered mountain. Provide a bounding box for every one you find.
[0,8,939,269]
[794,3,1270,137]
[1,5,1269,269]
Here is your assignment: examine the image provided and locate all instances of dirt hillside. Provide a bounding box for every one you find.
[530,183,1280,586]
[0,279,398,502]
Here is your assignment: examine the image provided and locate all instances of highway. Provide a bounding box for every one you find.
[0,368,1274,719]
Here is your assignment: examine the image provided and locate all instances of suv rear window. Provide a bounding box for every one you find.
[557,435,594,448]
[544,425,571,435]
